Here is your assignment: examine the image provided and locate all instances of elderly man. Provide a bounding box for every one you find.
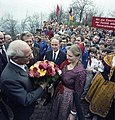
[0,40,47,120]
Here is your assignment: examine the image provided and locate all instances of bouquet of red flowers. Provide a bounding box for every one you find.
[29,60,61,86]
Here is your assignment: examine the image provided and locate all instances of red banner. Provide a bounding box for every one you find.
[92,16,115,30]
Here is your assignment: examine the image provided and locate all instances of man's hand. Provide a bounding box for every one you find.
[48,84,54,97]
[40,82,48,89]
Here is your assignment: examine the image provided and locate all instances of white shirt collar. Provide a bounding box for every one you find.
[10,59,26,71]
[0,49,2,54]
[2,45,6,50]
[53,50,59,55]
[0,45,5,53]
[53,50,59,60]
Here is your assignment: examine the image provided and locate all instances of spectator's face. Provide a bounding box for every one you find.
[70,38,75,43]
[90,52,95,57]
[24,38,33,49]
[5,35,12,44]
[60,42,65,47]
[85,45,90,51]
[21,35,26,41]
[75,37,82,44]
[0,32,4,48]
[99,44,105,50]
[93,36,99,43]
[106,39,112,45]
[101,51,107,57]
[51,39,60,52]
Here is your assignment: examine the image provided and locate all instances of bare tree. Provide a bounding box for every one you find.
[0,14,18,39]
[71,0,93,22]
[19,14,40,35]
[109,9,115,17]
[25,14,40,34]
[20,18,27,33]
[83,7,104,25]
[58,6,65,23]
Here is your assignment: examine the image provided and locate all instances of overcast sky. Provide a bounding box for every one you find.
[0,0,115,21]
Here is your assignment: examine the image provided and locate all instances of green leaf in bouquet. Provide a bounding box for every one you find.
[46,77,51,83]
[51,77,56,82]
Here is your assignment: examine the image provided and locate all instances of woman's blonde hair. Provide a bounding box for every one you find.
[67,44,82,57]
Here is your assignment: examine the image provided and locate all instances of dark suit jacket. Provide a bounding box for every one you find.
[27,47,42,68]
[0,52,8,76]
[45,50,66,67]
[0,62,44,120]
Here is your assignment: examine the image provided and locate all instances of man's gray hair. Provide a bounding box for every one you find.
[7,40,29,58]
[51,37,59,44]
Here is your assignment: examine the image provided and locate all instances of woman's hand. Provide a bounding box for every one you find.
[58,70,62,75]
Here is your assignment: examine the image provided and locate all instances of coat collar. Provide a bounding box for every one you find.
[8,62,28,76]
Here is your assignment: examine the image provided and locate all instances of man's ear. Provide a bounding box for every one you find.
[12,56,17,59]
[12,56,19,61]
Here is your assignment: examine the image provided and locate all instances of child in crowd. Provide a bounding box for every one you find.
[81,47,104,99]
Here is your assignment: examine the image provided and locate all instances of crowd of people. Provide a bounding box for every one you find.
[0,19,115,120]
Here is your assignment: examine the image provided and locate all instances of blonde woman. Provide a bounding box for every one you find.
[51,44,86,120]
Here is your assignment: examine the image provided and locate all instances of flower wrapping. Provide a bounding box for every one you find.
[29,60,61,86]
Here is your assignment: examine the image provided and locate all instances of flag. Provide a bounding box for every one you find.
[69,8,72,16]
[56,4,60,16]
[69,8,73,21]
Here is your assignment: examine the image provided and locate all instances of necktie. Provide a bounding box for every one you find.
[53,52,56,61]
[24,65,28,71]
